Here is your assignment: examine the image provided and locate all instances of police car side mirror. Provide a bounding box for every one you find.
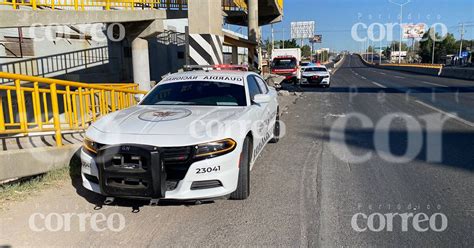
[134,94,145,103]
[252,94,271,104]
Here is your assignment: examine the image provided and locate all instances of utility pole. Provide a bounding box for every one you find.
[371,43,374,63]
[380,40,382,64]
[459,23,465,59]
[368,39,371,62]
[390,0,411,64]
[282,28,285,49]
[271,24,275,52]
[366,39,369,61]
[432,35,436,64]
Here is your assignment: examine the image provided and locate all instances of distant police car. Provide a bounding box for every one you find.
[81,66,280,201]
[301,65,331,87]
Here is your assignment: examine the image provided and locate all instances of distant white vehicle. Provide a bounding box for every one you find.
[300,65,331,88]
[81,66,280,202]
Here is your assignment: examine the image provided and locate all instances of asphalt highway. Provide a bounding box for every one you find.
[1,55,473,247]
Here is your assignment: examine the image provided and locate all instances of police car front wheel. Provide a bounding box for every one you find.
[230,137,251,200]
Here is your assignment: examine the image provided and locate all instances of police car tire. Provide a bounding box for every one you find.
[270,109,280,143]
[230,137,251,200]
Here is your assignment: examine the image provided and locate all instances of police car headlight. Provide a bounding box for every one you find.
[194,138,236,159]
[83,137,99,154]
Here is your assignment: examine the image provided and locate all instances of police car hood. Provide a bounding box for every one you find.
[91,105,246,135]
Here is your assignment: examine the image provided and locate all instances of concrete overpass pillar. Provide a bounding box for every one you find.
[232,46,239,64]
[131,37,151,91]
[248,0,259,70]
[187,0,223,65]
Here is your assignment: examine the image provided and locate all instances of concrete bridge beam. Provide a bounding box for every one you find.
[122,20,165,91]
[248,0,259,70]
[232,46,239,64]
[0,10,186,28]
[187,0,224,65]
[131,37,151,91]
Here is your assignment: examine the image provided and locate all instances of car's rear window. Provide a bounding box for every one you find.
[272,58,297,69]
[140,81,246,107]
[304,67,327,72]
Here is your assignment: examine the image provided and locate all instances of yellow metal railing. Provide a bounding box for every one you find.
[0,0,188,11]
[222,0,247,11]
[277,0,283,10]
[0,72,146,147]
[0,0,263,12]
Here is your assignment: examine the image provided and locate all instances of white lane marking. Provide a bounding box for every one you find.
[325,113,347,118]
[371,81,387,88]
[394,76,405,79]
[379,72,386,75]
[361,76,367,80]
[415,100,474,128]
[419,81,448,88]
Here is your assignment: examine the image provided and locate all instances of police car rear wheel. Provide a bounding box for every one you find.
[270,109,280,143]
[230,137,251,200]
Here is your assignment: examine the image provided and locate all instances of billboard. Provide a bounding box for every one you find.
[310,35,322,43]
[391,51,408,57]
[291,21,315,39]
[403,24,426,39]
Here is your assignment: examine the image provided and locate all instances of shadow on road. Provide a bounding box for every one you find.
[300,126,474,172]
[297,86,474,94]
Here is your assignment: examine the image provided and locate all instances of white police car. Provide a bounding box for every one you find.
[300,64,331,87]
[81,66,280,202]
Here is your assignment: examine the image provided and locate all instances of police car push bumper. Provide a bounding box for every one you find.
[81,143,241,200]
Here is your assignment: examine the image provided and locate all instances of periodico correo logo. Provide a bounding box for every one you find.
[351,212,448,232]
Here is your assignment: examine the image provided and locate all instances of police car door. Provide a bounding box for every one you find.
[246,75,272,160]
[254,75,278,131]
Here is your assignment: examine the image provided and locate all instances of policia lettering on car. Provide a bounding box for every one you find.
[253,109,278,159]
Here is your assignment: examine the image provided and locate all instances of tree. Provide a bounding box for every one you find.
[263,39,272,58]
[388,41,408,51]
[301,45,311,57]
[418,30,436,63]
[418,29,457,63]
[275,39,300,49]
[383,46,391,59]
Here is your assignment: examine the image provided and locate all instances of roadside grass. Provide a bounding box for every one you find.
[0,149,82,210]
[0,165,77,210]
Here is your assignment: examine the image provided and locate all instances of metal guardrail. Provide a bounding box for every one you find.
[1,46,109,84]
[379,63,443,69]
[0,72,146,147]
[358,54,442,69]
[0,0,188,10]
[277,0,283,9]
[0,0,251,11]
[222,0,247,11]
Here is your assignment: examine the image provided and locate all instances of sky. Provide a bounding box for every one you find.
[259,0,474,52]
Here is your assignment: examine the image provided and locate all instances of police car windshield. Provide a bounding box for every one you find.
[140,81,246,107]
